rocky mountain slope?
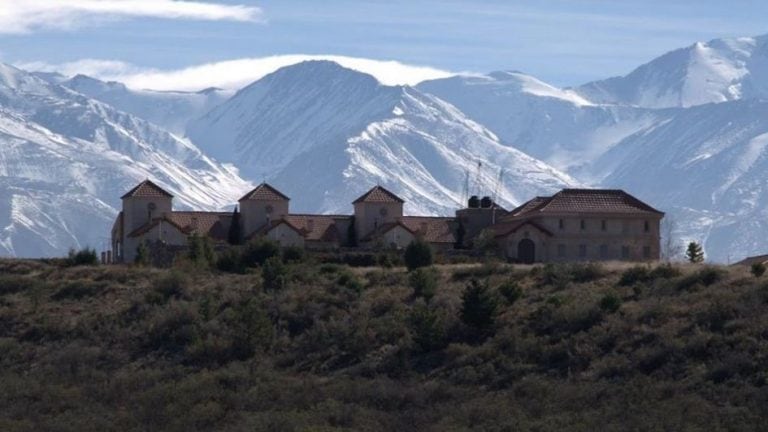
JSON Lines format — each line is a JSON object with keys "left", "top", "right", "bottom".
{"left": 187, "top": 61, "right": 578, "bottom": 215}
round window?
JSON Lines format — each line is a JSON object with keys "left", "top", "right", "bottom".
{"left": 379, "top": 207, "right": 388, "bottom": 217}
{"left": 265, "top": 205, "right": 274, "bottom": 214}
{"left": 147, "top": 202, "right": 156, "bottom": 211}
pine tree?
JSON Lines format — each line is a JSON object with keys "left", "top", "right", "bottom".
{"left": 228, "top": 206, "right": 242, "bottom": 245}
{"left": 404, "top": 239, "right": 433, "bottom": 271}
{"left": 460, "top": 278, "right": 498, "bottom": 334}
{"left": 686, "top": 241, "right": 704, "bottom": 263}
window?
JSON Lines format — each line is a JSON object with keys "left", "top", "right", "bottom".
{"left": 600, "top": 244, "right": 609, "bottom": 258}
{"left": 559, "top": 219, "right": 564, "bottom": 230}
{"left": 643, "top": 246, "right": 651, "bottom": 259}
{"left": 644, "top": 220, "right": 650, "bottom": 233}
{"left": 601, "top": 220, "right": 607, "bottom": 231}
{"left": 580, "top": 219, "right": 586, "bottom": 230}
{"left": 621, "top": 246, "right": 631, "bottom": 260}
{"left": 578, "top": 244, "right": 587, "bottom": 258}
{"left": 557, "top": 244, "right": 567, "bottom": 257}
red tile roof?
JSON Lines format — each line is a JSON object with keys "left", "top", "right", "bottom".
{"left": 491, "top": 220, "right": 554, "bottom": 238}
{"left": 509, "top": 189, "right": 663, "bottom": 217}
{"left": 361, "top": 216, "right": 456, "bottom": 244}
{"left": 353, "top": 186, "right": 404, "bottom": 204}
{"left": 127, "top": 211, "right": 232, "bottom": 241}
{"left": 258, "top": 214, "right": 351, "bottom": 243}
{"left": 239, "top": 183, "right": 290, "bottom": 202}
{"left": 121, "top": 180, "right": 173, "bottom": 199}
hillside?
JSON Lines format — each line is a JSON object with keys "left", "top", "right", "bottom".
{"left": 1, "top": 258, "right": 767, "bottom": 431}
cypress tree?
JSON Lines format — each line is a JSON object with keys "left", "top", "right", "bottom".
{"left": 347, "top": 216, "right": 358, "bottom": 247}
{"left": 685, "top": 241, "right": 704, "bottom": 263}
{"left": 228, "top": 206, "right": 242, "bottom": 245}
{"left": 455, "top": 219, "right": 466, "bottom": 249}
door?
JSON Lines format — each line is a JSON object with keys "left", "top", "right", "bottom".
{"left": 518, "top": 239, "right": 536, "bottom": 264}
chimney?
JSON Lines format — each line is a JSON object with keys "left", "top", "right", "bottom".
{"left": 468, "top": 195, "right": 480, "bottom": 208}
{"left": 106, "top": 250, "right": 112, "bottom": 264}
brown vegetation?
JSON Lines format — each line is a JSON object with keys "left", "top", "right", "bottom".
{"left": 0, "top": 258, "right": 767, "bottom": 431}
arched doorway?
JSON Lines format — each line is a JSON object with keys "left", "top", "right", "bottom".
{"left": 517, "top": 239, "right": 536, "bottom": 264}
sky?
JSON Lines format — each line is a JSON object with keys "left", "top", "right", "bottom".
{"left": 1, "top": 0, "right": 767, "bottom": 91}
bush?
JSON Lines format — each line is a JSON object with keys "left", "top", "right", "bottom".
{"left": 337, "top": 271, "right": 364, "bottom": 293}
{"left": 51, "top": 280, "right": 105, "bottom": 301}
{"left": 282, "top": 246, "right": 305, "bottom": 264}
{"left": 262, "top": 256, "right": 287, "bottom": 291}
{"left": 66, "top": 247, "right": 99, "bottom": 267}
{"left": 409, "top": 267, "right": 438, "bottom": 300}
{"left": 498, "top": 280, "right": 523, "bottom": 304}
{"left": 242, "top": 238, "right": 280, "bottom": 268}
{"left": 676, "top": 267, "right": 725, "bottom": 291}
{"left": 570, "top": 262, "right": 605, "bottom": 283}
{"left": 188, "top": 234, "right": 215, "bottom": 268}
{"left": 147, "top": 271, "right": 189, "bottom": 304}
{"left": 460, "top": 279, "right": 498, "bottom": 333}
{"left": 751, "top": 262, "right": 766, "bottom": 278}
{"left": 216, "top": 248, "right": 244, "bottom": 274}
{"left": 404, "top": 240, "right": 433, "bottom": 271}
{"left": 619, "top": 266, "right": 651, "bottom": 286}
{"left": 409, "top": 303, "right": 446, "bottom": 352}
{"left": 599, "top": 293, "right": 622, "bottom": 313}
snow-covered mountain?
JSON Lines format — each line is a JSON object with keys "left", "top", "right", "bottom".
{"left": 59, "top": 74, "right": 231, "bottom": 135}
{"left": 0, "top": 63, "right": 250, "bottom": 257}
{"left": 418, "top": 72, "right": 671, "bottom": 173}
{"left": 188, "top": 61, "right": 578, "bottom": 215}
{"left": 594, "top": 98, "right": 768, "bottom": 262}
{"left": 577, "top": 35, "right": 768, "bottom": 108}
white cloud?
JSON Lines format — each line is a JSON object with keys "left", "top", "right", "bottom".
{"left": 0, "top": 0, "right": 262, "bottom": 34}
{"left": 19, "top": 55, "right": 457, "bottom": 91}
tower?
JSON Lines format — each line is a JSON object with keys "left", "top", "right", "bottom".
{"left": 119, "top": 179, "right": 173, "bottom": 262}
{"left": 352, "top": 185, "right": 404, "bottom": 240}
{"left": 238, "top": 183, "right": 290, "bottom": 238}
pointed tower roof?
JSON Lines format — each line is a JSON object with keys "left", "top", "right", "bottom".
{"left": 238, "top": 183, "right": 290, "bottom": 202}
{"left": 353, "top": 185, "right": 405, "bottom": 204}
{"left": 121, "top": 179, "right": 173, "bottom": 199}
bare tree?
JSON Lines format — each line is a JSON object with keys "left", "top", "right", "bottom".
{"left": 661, "top": 216, "right": 683, "bottom": 261}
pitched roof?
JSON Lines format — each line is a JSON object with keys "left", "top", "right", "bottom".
{"left": 509, "top": 189, "right": 663, "bottom": 217}
{"left": 127, "top": 211, "right": 232, "bottom": 241}
{"left": 733, "top": 254, "right": 768, "bottom": 267}
{"left": 255, "top": 214, "right": 351, "bottom": 243}
{"left": 121, "top": 180, "right": 173, "bottom": 199}
{"left": 239, "top": 183, "right": 290, "bottom": 202}
{"left": 361, "top": 216, "right": 456, "bottom": 244}
{"left": 491, "top": 220, "right": 554, "bottom": 238}
{"left": 353, "top": 186, "right": 404, "bottom": 204}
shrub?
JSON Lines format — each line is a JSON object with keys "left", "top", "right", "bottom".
{"left": 66, "top": 247, "right": 99, "bottom": 267}
{"left": 51, "top": 280, "right": 104, "bottom": 301}
{"left": 262, "top": 256, "right": 287, "bottom": 291}
{"left": 409, "top": 267, "right": 438, "bottom": 301}
{"left": 216, "top": 248, "right": 244, "bottom": 274}
{"left": 188, "top": 234, "right": 215, "bottom": 268}
{"left": 619, "top": 266, "right": 651, "bottom": 286}
{"left": 460, "top": 279, "right": 498, "bottom": 333}
{"left": 570, "top": 262, "right": 605, "bottom": 283}
{"left": 498, "top": 280, "right": 523, "bottom": 304}
{"left": 599, "top": 293, "right": 622, "bottom": 313}
{"left": 242, "top": 238, "right": 280, "bottom": 268}
{"left": 0, "top": 275, "right": 39, "bottom": 295}
{"left": 409, "top": 303, "right": 446, "bottom": 352}
{"left": 404, "top": 240, "right": 433, "bottom": 271}
{"left": 751, "top": 262, "right": 766, "bottom": 278}
{"left": 282, "top": 246, "right": 305, "bottom": 264}
{"left": 135, "top": 242, "right": 150, "bottom": 266}
{"left": 147, "top": 271, "right": 189, "bottom": 304}
{"left": 676, "top": 267, "right": 724, "bottom": 291}
{"left": 229, "top": 298, "right": 273, "bottom": 358}
{"left": 337, "top": 271, "right": 364, "bottom": 293}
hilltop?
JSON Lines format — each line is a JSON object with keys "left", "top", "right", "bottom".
{"left": 1, "top": 257, "right": 767, "bottom": 431}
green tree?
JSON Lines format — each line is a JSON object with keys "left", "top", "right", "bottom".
{"left": 685, "top": 241, "right": 704, "bottom": 263}
{"left": 473, "top": 228, "right": 498, "bottom": 256}
{"left": 262, "top": 256, "right": 287, "bottom": 291}
{"left": 188, "top": 234, "right": 215, "bottom": 267}
{"left": 751, "top": 262, "right": 766, "bottom": 279}
{"left": 409, "top": 303, "right": 446, "bottom": 352}
{"left": 66, "top": 247, "right": 99, "bottom": 266}
{"left": 227, "top": 206, "right": 242, "bottom": 245}
{"left": 409, "top": 267, "right": 438, "bottom": 301}
{"left": 404, "top": 239, "right": 433, "bottom": 271}
{"left": 242, "top": 238, "right": 280, "bottom": 268}
{"left": 460, "top": 278, "right": 498, "bottom": 333}
{"left": 135, "top": 242, "right": 150, "bottom": 266}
